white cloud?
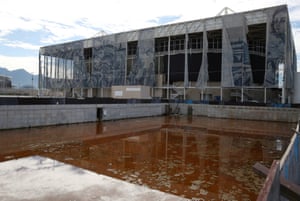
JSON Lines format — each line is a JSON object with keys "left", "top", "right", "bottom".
{"left": 0, "top": 55, "right": 38, "bottom": 74}
{"left": 0, "top": 11, "right": 41, "bottom": 36}
{"left": 3, "top": 41, "right": 40, "bottom": 50}
{"left": 294, "top": 27, "right": 300, "bottom": 71}
{"left": 39, "top": 20, "right": 96, "bottom": 44}
{"left": 293, "top": 27, "right": 300, "bottom": 49}
{"left": 1, "top": 0, "right": 297, "bottom": 40}
{"left": 0, "top": 0, "right": 299, "bottom": 73}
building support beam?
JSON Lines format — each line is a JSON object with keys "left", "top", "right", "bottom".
{"left": 167, "top": 36, "right": 171, "bottom": 100}
{"left": 264, "top": 88, "right": 267, "bottom": 103}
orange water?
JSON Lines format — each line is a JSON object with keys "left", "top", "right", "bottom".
{"left": 0, "top": 116, "right": 295, "bottom": 200}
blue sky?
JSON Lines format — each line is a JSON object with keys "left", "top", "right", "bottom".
{"left": 0, "top": 0, "right": 299, "bottom": 74}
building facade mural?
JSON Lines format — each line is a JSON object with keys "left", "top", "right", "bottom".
{"left": 39, "top": 5, "right": 296, "bottom": 103}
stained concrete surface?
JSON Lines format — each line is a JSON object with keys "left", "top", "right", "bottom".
{"left": 0, "top": 156, "right": 187, "bottom": 201}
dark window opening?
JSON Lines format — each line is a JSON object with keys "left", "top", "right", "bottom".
{"left": 155, "top": 37, "right": 168, "bottom": 52}
{"left": 97, "top": 108, "right": 103, "bottom": 120}
{"left": 127, "top": 41, "right": 138, "bottom": 55}
{"left": 126, "top": 58, "right": 136, "bottom": 76}
{"left": 208, "top": 53, "right": 221, "bottom": 82}
{"left": 170, "top": 35, "right": 185, "bottom": 51}
{"left": 155, "top": 56, "right": 166, "bottom": 74}
{"left": 250, "top": 55, "right": 265, "bottom": 84}
{"left": 84, "top": 48, "right": 93, "bottom": 75}
{"left": 84, "top": 48, "right": 92, "bottom": 60}
{"left": 247, "top": 23, "right": 266, "bottom": 84}
{"left": 188, "top": 53, "right": 202, "bottom": 81}
{"left": 247, "top": 23, "right": 266, "bottom": 54}
{"left": 207, "top": 30, "right": 222, "bottom": 50}
{"left": 188, "top": 33, "right": 203, "bottom": 49}
{"left": 163, "top": 54, "right": 185, "bottom": 84}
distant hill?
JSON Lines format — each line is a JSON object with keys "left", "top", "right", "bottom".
{"left": 0, "top": 67, "right": 38, "bottom": 88}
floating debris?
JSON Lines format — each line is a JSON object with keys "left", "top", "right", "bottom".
{"left": 189, "top": 184, "right": 199, "bottom": 190}
{"left": 192, "top": 180, "right": 205, "bottom": 185}
{"left": 199, "top": 189, "right": 208, "bottom": 195}
{"left": 64, "top": 157, "right": 74, "bottom": 161}
{"left": 185, "top": 170, "right": 195, "bottom": 175}
{"left": 4, "top": 155, "right": 14, "bottom": 160}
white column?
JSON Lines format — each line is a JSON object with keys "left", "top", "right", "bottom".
{"left": 167, "top": 36, "right": 171, "bottom": 100}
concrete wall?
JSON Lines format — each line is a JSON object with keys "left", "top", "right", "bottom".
{"left": 0, "top": 105, "right": 97, "bottom": 129}
{"left": 1, "top": 103, "right": 299, "bottom": 130}
{"left": 99, "top": 103, "right": 167, "bottom": 121}
{"left": 0, "top": 103, "right": 167, "bottom": 130}
{"left": 170, "top": 103, "right": 300, "bottom": 122}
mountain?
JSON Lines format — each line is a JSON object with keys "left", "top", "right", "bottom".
{"left": 0, "top": 67, "right": 38, "bottom": 88}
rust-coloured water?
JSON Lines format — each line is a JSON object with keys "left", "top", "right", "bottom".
{"left": 0, "top": 116, "right": 295, "bottom": 200}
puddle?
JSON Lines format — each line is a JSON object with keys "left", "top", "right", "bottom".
{"left": 0, "top": 116, "right": 294, "bottom": 200}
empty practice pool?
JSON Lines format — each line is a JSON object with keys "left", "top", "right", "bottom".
{"left": 0, "top": 116, "right": 295, "bottom": 200}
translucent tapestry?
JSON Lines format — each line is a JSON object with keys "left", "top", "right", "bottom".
{"left": 221, "top": 14, "right": 253, "bottom": 87}
{"left": 127, "top": 29, "right": 155, "bottom": 86}
{"left": 93, "top": 35, "right": 126, "bottom": 87}
{"left": 196, "top": 24, "right": 208, "bottom": 89}
{"left": 264, "top": 6, "right": 296, "bottom": 88}
{"left": 40, "top": 41, "right": 83, "bottom": 90}
{"left": 40, "top": 35, "right": 127, "bottom": 89}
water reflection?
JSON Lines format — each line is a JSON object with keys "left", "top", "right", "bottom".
{"left": 34, "top": 128, "right": 290, "bottom": 199}
{"left": 0, "top": 116, "right": 294, "bottom": 200}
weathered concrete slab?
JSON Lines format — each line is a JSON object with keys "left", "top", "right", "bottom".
{"left": 0, "top": 156, "right": 186, "bottom": 201}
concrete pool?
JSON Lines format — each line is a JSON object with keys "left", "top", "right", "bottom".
{"left": 0, "top": 116, "right": 295, "bottom": 200}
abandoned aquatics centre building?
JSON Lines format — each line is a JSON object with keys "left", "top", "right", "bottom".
{"left": 38, "top": 4, "right": 298, "bottom": 105}
{"left": 2, "top": 5, "right": 300, "bottom": 200}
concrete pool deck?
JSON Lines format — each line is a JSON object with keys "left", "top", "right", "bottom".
{"left": 0, "top": 156, "right": 187, "bottom": 201}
